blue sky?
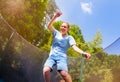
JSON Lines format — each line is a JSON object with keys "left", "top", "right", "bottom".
{"left": 55, "top": 0, "right": 120, "bottom": 48}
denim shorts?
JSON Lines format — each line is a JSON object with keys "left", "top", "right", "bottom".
{"left": 44, "top": 54, "right": 68, "bottom": 72}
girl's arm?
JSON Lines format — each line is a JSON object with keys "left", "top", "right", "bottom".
{"left": 72, "top": 45, "right": 91, "bottom": 59}
{"left": 48, "top": 12, "right": 62, "bottom": 32}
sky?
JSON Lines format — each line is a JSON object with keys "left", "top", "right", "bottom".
{"left": 55, "top": 0, "right": 120, "bottom": 48}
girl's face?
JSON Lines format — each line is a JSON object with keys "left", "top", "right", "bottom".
{"left": 60, "top": 23, "right": 69, "bottom": 36}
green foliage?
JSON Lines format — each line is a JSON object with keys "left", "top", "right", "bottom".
{"left": 69, "top": 24, "right": 84, "bottom": 43}
{"left": 101, "top": 69, "right": 113, "bottom": 82}
{"left": 0, "top": 0, "right": 48, "bottom": 46}
{"left": 87, "top": 30, "right": 103, "bottom": 54}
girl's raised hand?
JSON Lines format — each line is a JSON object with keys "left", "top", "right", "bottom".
{"left": 55, "top": 12, "right": 62, "bottom": 17}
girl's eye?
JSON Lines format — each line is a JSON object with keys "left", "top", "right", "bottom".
{"left": 61, "top": 26, "right": 67, "bottom": 28}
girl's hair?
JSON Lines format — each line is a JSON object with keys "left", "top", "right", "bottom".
{"left": 64, "top": 22, "right": 70, "bottom": 29}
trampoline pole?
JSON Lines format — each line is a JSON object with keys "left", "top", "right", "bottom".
{"left": 78, "top": 56, "right": 84, "bottom": 82}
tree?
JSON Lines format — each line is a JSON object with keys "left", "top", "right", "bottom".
{"left": 87, "top": 30, "right": 103, "bottom": 54}
{"left": 0, "top": 0, "right": 48, "bottom": 46}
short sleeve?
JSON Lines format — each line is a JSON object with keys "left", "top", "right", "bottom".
{"left": 52, "top": 29, "right": 58, "bottom": 37}
{"left": 69, "top": 36, "right": 76, "bottom": 46}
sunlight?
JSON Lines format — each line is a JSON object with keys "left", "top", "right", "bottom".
{"left": 5, "top": 0, "right": 25, "bottom": 15}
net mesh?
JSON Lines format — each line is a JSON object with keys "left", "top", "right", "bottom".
{"left": 0, "top": 14, "right": 120, "bottom": 82}
{"left": 0, "top": 14, "right": 61, "bottom": 82}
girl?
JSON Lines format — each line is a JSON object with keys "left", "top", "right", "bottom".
{"left": 43, "top": 12, "right": 91, "bottom": 82}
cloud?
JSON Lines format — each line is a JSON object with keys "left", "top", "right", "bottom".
{"left": 80, "top": 2, "right": 92, "bottom": 14}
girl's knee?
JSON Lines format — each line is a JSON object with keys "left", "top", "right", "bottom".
{"left": 60, "top": 70, "right": 69, "bottom": 77}
{"left": 43, "top": 66, "right": 51, "bottom": 73}
{"left": 59, "top": 70, "right": 72, "bottom": 82}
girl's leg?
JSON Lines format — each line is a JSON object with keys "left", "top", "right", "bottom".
{"left": 43, "top": 66, "right": 51, "bottom": 82}
{"left": 59, "top": 70, "right": 72, "bottom": 82}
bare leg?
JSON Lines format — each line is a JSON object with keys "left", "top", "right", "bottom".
{"left": 60, "top": 79, "right": 65, "bottom": 82}
{"left": 43, "top": 66, "right": 51, "bottom": 82}
{"left": 59, "top": 70, "right": 72, "bottom": 82}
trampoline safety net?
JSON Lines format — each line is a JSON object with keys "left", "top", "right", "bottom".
{"left": 0, "top": 14, "right": 120, "bottom": 82}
